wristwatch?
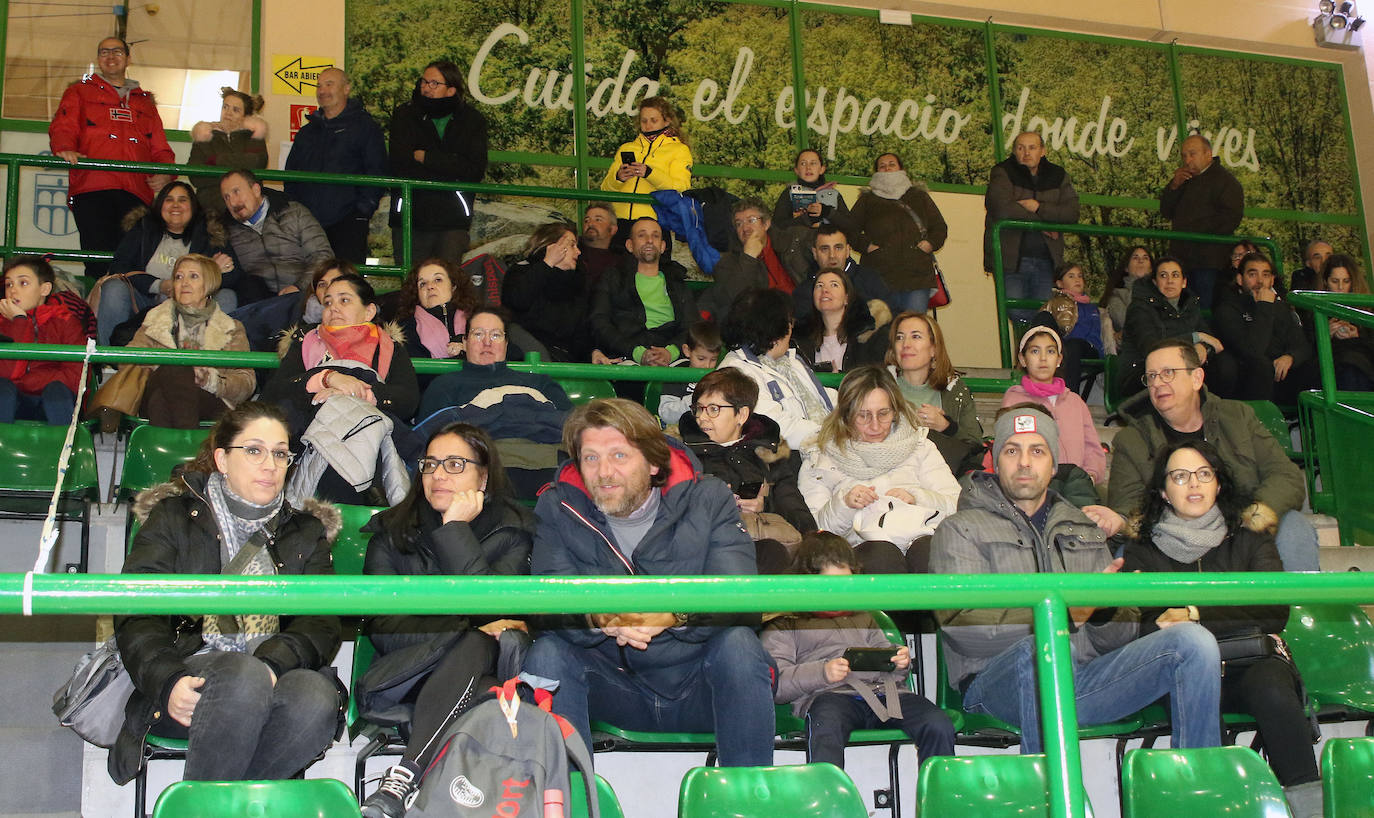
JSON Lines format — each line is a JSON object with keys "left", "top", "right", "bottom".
{"left": 1186, "top": 605, "right": 1200, "bottom": 622}
{"left": 673, "top": 613, "right": 690, "bottom": 627}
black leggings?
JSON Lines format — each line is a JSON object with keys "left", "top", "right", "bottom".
{"left": 855, "top": 537, "right": 933, "bottom": 575}
{"left": 403, "top": 630, "right": 500, "bottom": 769}
{"left": 1221, "top": 656, "right": 1319, "bottom": 786}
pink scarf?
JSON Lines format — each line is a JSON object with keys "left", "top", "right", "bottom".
{"left": 414, "top": 307, "right": 466, "bottom": 359}
{"left": 1021, "top": 375, "right": 1067, "bottom": 398}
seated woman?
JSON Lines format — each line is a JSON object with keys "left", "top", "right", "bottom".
{"left": 187, "top": 87, "right": 268, "bottom": 215}
{"left": 717, "top": 287, "right": 836, "bottom": 452}
{"left": 109, "top": 401, "right": 341, "bottom": 787}
{"left": 678, "top": 367, "right": 817, "bottom": 574}
{"left": 885, "top": 310, "right": 983, "bottom": 474}
{"left": 800, "top": 365, "right": 960, "bottom": 574}
{"left": 1123, "top": 440, "right": 1321, "bottom": 818}
{"left": 358, "top": 422, "right": 532, "bottom": 818}
{"left": 124, "top": 254, "right": 256, "bottom": 429}
{"left": 263, "top": 273, "right": 418, "bottom": 505}
{"left": 100, "top": 181, "right": 239, "bottom": 344}
{"left": 502, "top": 222, "right": 591, "bottom": 362}
{"left": 1316, "top": 254, "right": 1374, "bottom": 391}
{"left": 1041, "top": 262, "right": 1111, "bottom": 396}
{"left": 1100, "top": 245, "right": 1153, "bottom": 346}
{"left": 0, "top": 255, "right": 85, "bottom": 425}
{"left": 1116, "top": 256, "right": 1231, "bottom": 399}
{"left": 793, "top": 268, "right": 889, "bottom": 374}
{"left": 394, "top": 257, "right": 480, "bottom": 368}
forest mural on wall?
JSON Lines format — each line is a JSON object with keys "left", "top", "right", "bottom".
{"left": 345, "top": 0, "right": 1365, "bottom": 283}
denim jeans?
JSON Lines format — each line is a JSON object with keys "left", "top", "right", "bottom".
{"left": 1275, "top": 510, "right": 1320, "bottom": 572}
{"left": 886, "top": 288, "right": 937, "bottom": 316}
{"left": 1188, "top": 268, "right": 1220, "bottom": 309}
{"left": 151, "top": 651, "right": 339, "bottom": 781}
{"left": 0, "top": 378, "right": 76, "bottom": 425}
{"left": 962, "top": 624, "right": 1221, "bottom": 753}
{"left": 1006, "top": 256, "right": 1055, "bottom": 324}
{"left": 524, "top": 626, "right": 776, "bottom": 766}
{"left": 805, "top": 690, "right": 955, "bottom": 767}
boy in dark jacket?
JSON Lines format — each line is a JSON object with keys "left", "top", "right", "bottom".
{"left": 0, "top": 256, "right": 85, "bottom": 424}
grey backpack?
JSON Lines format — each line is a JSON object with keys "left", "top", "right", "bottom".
{"left": 408, "top": 678, "right": 598, "bottom": 818}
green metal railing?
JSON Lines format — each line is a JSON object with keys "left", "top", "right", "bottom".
{"left": 3, "top": 570, "right": 1372, "bottom": 818}
{"left": 0, "top": 342, "right": 1018, "bottom": 392}
{"left": 988, "top": 220, "right": 1283, "bottom": 368}
{"left": 0, "top": 153, "right": 654, "bottom": 275}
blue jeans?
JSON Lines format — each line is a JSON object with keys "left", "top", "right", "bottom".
{"left": 887, "top": 288, "right": 937, "bottom": 316}
{"left": 1006, "top": 256, "right": 1054, "bottom": 324}
{"left": 151, "top": 651, "right": 339, "bottom": 781}
{"left": 524, "top": 626, "right": 776, "bottom": 767}
{"left": 805, "top": 690, "right": 955, "bottom": 768}
{"left": 0, "top": 378, "right": 76, "bottom": 425}
{"left": 1188, "top": 268, "right": 1220, "bottom": 310}
{"left": 962, "top": 625, "right": 1221, "bottom": 754}
{"left": 1276, "top": 510, "right": 1320, "bottom": 572}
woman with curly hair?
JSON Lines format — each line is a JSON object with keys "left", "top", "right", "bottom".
{"left": 394, "top": 257, "right": 480, "bottom": 361}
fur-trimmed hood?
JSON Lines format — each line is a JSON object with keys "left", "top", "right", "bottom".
{"left": 137, "top": 298, "right": 239, "bottom": 351}
{"left": 132, "top": 473, "right": 342, "bottom": 541}
{"left": 274, "top": 320, "right": 407, "bottom": 360}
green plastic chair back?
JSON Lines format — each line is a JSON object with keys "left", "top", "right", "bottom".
{"left": 570, "top": 771, "right": 625, "bottom": 818}
{"left": 1321, "top": 737, "right": 1374, "bottom": 818}
{"left": 0, "top": 422, "right": 100, "bottom": 503}
{"left": 332, "top": 504, "right": 384, "bottom": 576}
{"left": 151, "top": 778, "right": 360, "bottom": 817}
{"left": 1103, "top": 355, "right": 1121, "bottom": 416}
{"left": 346, "top": 629, "right": 377, "bottom": 738}
{"left": 1242, "top": 399, "right": 1297, "bottom": 459}
{"left": 677, "top": 763, "right": 867, "bottom": 818}
{"left": 557, "top": 378, "right": 616, "bottom": 406}
{"left": 119, "top": 425, "right": 210, "bottom": 503}
{"left": 1121, "top": 746, "right": 1288, "bottom": 817}
{"left": 643, "top": 380, "right": 664, "bottom": 417}
{"left": 917, "top": 755, "right": 1095, "bottom": 817}
{"left": 1284, "top": 604, "right": 1374, "bottom": 714}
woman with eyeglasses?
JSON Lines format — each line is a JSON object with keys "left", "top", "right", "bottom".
{"left": 1123, "top": 440, "right": 1321, "bottom": 818}
{"left": 1116, "top": 255, "right": 1228, "bottom": 399}
{"left": 109, "top": 401, "right": 342, "bottom": 787}
{"left": 799, "top": 365, "right": 959, "bottom": 574}
{"left": 357, "top": 422, "right": 532, "bottom": 818}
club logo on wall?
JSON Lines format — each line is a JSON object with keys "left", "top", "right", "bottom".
{"left": 34, "top": 151, "right": 75, "bottom": 237}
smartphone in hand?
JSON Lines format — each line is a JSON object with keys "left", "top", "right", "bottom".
{"left": 842, "top": 647, "right": 897, "bottom": 672}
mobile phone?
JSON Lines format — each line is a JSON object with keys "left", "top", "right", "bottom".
{"left": 620, "top": 151, "right": 637, "bottom": 165}
{"left": 735, "top": 481, "right": 763, "bottom": 499}
{"left": 816, "top": 188, "right": 840, "bottom": 207}
{"left": 842, "top": 647, "right": 897, "bottom": 672}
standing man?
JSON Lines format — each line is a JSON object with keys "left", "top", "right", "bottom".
{"left": 983, "top": 131, "right": 1080, "bottom": 323}
{"left": 1290, "top": 239, "right": 1333, "bottom": 292}
{"left": 1159, "top": 134, "right": 1244, "bottom": 308}
{"left": 523, "top": 398, "right": 776, "bottom": 767}
{"left": 589, "top": 217, "right": 696, "bottom": 366}
{"left": 285, "top": 67, "right": 387, "bottom": 264}
{"left": 388, "top": 60, "right": 488, "bottom": 265}
{"left": 931, "top": 405, "right": 1221, "bottom": 754}
{"left": 1108, "top": 339, "right": 1318, "bottom": 571}
{"left": 49, "top": 37, "right": 174, "bottom": 277}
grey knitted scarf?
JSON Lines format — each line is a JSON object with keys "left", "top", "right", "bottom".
{"left": 1152, "top": 504, "right": 1227, "bottom": 564}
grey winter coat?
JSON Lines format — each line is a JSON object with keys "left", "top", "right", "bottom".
{"left": 224, "top": 188, "right": 334, "bottom": 292}
{"left": 763, "top": 611, "right": 908, "bottom": 718}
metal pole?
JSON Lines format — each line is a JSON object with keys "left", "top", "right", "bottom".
{"left": 1034, "top": 595, "right": 1085, "bottom": 818}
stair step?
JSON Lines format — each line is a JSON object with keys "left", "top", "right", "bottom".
{"left": 0, "top": 727, "right": 83, "bottom": 813}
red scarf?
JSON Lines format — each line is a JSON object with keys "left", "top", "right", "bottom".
{"left": 760, "top": 240, "right": 793, "bottom": 294}
{"left": 306, "top": 323, "right": 394, "bottom": 380}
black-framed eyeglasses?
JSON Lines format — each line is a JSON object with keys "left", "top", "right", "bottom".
{"left": 223, "top": 445, "right": 296, "bottom": 467}
{"left": 1141, "top": 367, "right": 1197, "bottom": 386}
{"left": 419, "top": 78, "right": 447, "bottom": 89}
{"left": 693, "top": 403, "right": 736, "bottom": 418}
{"left": 97, "top": 47, "right": 127, "bottom": 56}
{"left": 418, "top": 455, "right": 480, "bottom": 475}
{"left": 1166, "top": 467, "right": 1216, "bottom": 486}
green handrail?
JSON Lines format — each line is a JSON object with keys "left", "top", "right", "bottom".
{"left": 0, "top": 152, "right": 654, "bottom": 275}
{"left": 1288, "top": 290, "right": 1374, "bottom": 403}
{"left": 0, "top": 342, "right": 1018, "bottom": 392}
{"left": 989, "top": 219, "right": 1283, "bottom": 368}
{"left": 3, "top": 569, "right": 1372, "bottom": 818}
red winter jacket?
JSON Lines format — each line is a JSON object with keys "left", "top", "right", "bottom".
{"left": 48, "top": 74, "right": 174, "bottom": 203}
{"left": 0, "top": 302, "right": 85, "bottom": 396}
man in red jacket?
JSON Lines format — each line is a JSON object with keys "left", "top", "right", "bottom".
{"left": 0, "top": 257, "right": 85, "bottom": 424}
{"left": 49, "top": 37, "right": 175, "bottom": 277}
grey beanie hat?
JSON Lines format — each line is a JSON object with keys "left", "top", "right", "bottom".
{"left": 993, "top": 405, "right": 1059, "bottom": 470}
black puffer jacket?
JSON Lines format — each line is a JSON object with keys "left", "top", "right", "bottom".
{"left": 589, "top": 256, "right": 698, "bottom": 359}
{"left": 678, "top": 412, "right": 817, "bottom": 535}
{"left": 387, "top": 91, "right": 489, "bottom": 232}
{"left": 1117, "top": 275, "right": 1210, "bottom": 376}
{"left": 110, "top": 472, "right": 341, "bottom": 784}
{"left": 502, "top": 246, "right": 592, "bottom": 361}
{"left": 793, "top": 296, "right": 891, "bottom": 374}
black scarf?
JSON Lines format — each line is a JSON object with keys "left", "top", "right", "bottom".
{"left": 997, "top": 155, "right": 1067, "bottom": 192}
{"left": 415, "top": 92, "right": 460, "bottom": 119}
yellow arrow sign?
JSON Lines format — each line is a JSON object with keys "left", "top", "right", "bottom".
{"left": 271, "top": 55, "right": 335, "bottom": 96}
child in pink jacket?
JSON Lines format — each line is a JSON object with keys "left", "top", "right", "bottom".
{"left": 1001, "top": 324, "right": 1106, "bottom": 484}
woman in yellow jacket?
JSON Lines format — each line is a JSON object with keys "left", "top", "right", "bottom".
{"left": 600, "top": 96, "right": 692, "bottom": 240}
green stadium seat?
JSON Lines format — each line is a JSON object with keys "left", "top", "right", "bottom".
{"left": 332, "top": 504, "right": 384, "bottom": 577}
{"left": 1283, "top": 604, "right": 1374, "bottom": 722}
{"left": 1321, "top": 737, "right": 1374, "bottom": 818}
{"left": 677, "top": 763, "right": 867, "bottom": 818}
{"left": 571, "top": 771, "right": 626, "bottom": 818}
{"left": 1242, "top": 400, "right": 1298, "bottom": 460}
{"left": 0, "top": 422, "right": 100, "bottom": 572}
{"left": 643, "top": 380, "right": 664, "bottom": 418}
{"left": 557, "top": 378, "right": 617, "bottom": 406}
{"left": 917, "top": 754, "right": 1095, "bottom": 817}
{"left": 151, "top": 778, "right": 360, "bottom": 817}
{"left": 1121, "top": 746, "right": 1288, "bottom": 817}
{"left": 117, "top": 425, "right": 208, "bottom": 503}
{"left": 135, "top": 734, "right": 189, "bottom": 818}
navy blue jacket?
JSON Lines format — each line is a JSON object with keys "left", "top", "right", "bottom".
{"left": 284, "top": 99, "right": 388, "bottom": 227}
{"left": 532, "top": 439, "right": 759, "bottom": 697}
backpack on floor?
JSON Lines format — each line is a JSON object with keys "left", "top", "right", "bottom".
{"left": 408, "top": 678, "right": 598, "bottom": 818}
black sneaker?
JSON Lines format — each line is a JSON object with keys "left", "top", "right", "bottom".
{"left": 361, "top": 764, "right": 418, "bottom": 818}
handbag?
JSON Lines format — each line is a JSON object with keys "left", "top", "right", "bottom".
{"left": 928, "top": 257, "right": 951, "bottom": 309}
{"left": 52, "top": 636, "right": 134, "bottom": 748}
{"left": 1215, "top": 631, "right": 1279, "bottom": 676}
{"left": 86, "top": 363, "right": 151, "bottom": 419}
{"left": 739, "top": 511, "right": 802, "bottom": 548}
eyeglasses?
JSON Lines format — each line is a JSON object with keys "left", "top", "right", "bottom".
{"left": 97, "top": 47, "right": 127, "bottom": 56}
{"left": 419, "top": 78, "right": 448, "bottom": 89}
{"left": 855, "top": 408, "right": 895, "bottom": 424}
{"left": 468, "top": 330, "right": 505, "bottom": 343}
{"left": 1141, "top": 367, "right": 1197, "bottom": 386}
{"left": 223, "top": 445, "right": 296, "bottom": 467}
{"left": 732, "top": 215, "right": 764, "bottom": 228}
{"left": 693, "top": 403, "right": 736, "bottom": 418}
{"left": 1166, "top": 466, "right": 1216, "bottom": 486}
{"left": 418, "top": 455, "right": 480, "bottom": 475}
